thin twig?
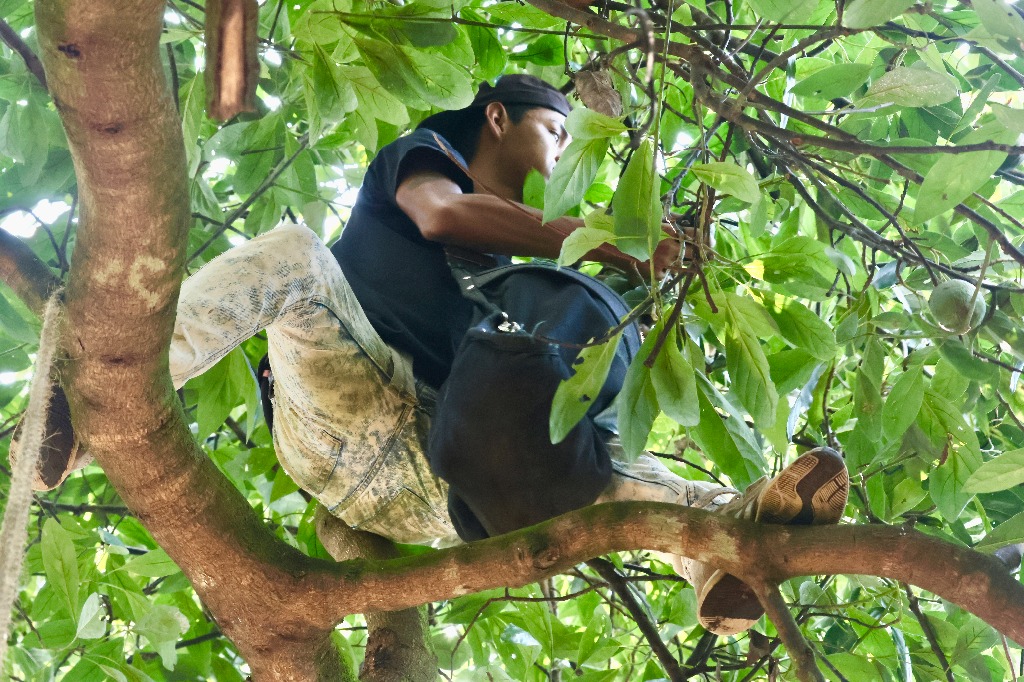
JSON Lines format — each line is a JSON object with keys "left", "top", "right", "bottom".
{"left": 33, "top": 500, "right": 130, "bottom": 516}
{"left": 903, "top": 583, "right": 955, "bottom": 682}
{"left": 587, "top": 558, "right": 686, "bottom": 682}
{"left": 1003, "top": 636, "right": 1018, "bottom": 682}
{"left": 188, "top": 135, "right": 310, "bottom": 262}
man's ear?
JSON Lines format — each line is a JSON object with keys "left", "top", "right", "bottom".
{"left": 482, "top": 101, "right": 510, "bottom": 141}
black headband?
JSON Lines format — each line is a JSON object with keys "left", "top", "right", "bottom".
{"left": 417, "top": 74, "right": 570, "bottom": 137}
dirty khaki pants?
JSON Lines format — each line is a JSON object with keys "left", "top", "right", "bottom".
{"left": 169, "top": 224, "right": 715, "bottom": 548}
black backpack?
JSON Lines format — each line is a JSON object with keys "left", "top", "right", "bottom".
{"left": 428, "top": 249, "right": 641, "bottom": 541}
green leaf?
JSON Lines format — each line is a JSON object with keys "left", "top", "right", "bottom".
{"left": 577, "top": 613, "right": 608, "bottom": 666}
{"left": 913, "top": 121, "right": 1017, "bottom": 224}
{"left": 136, "top": 604, "right": 189, "bottom": 670}
{"left": 76, "top": 593, "right": 106, "bottom": 640}
{"left": 564, "top": 107, "right": 626, "bottom": 140}
{"left": 973, "top": 0, "right": 1024, "bottom": 40}
{"left": 791, "top": 63, "right": 872, "bottom": 100}
{"left": 387, "top": 16, "right": 458, "bottom": 48}
{"left": 649, "top": 323, "right": 699, "bottom": 427}
{"left": 745, "top": 0, "right": 818, "bottom": 23}
{"left": 510, "top": 34, "right": 563, "bottom": 65}
{"left": 243, "top": 194, "right": 281, "bottom": 236}
{"left": 121, "top": 548, "right": 182, "bottom": 578}
{"left": 342, "top": 65, "right": 409, "bottom": 150}
{"left": 825, "top": 653, "right": 885, "bottom": 681}
{"left": 975, "top": 510, "right": 1024, "bottom": 551}
{"left": 0, "top": 287, "right": 39, "bottom": 343}
{"left": 690, "top": 375, "right": 765, "bottom": 487}
{"left": 179, "top": 74, "right": 205, "bottom": 175}
{"left": 188, "top": 346, "right": 260, "bottom": 440}
{"left": 889, "top": 478, "right": 928, "bottom": 517}
{"left": 522, "top": 168, "right": 546, "bottom": 210}
{"left": 558, "top": 226, "right": 615, "bottom": 266}
{"left": 920, "top": 391, "right": 983, "bottom": 519}
{"left": 726, "top": 331, "right": 777, "bottom": 428}
{"left": 938, "top": 339, "right": 998, "bottom": 383}
{"left": 550, "top": 333, "right": 621, "bottom": 444}
{"left": 544, "top": 138, "right": 608, "bottom": 223}
{"left": 753, "top": 236, "right": 836, "bottom": 290}
{"left": 465, "top": 22, "right": 507, "bottom": 80}
{"left": 974, "top": 509, "right": 1024, "bottom": 552}
{"left": 715, "top": 292, "right": 779, "bottom": 338}
{"left": 964, "top": 448, "right": 1024, "bottom": 493}
{"left": 691, "top": 161, "right": 761, "bottom": 203}
{"left": 355, "top": 37, "right": 473, "bottom": 111}
{"left": 842, "top": 0, "right": 916, "bottom": 28}
{"left": 861, "top": 65, "right": 959, "bottom": 108}
{"left": 400, "top": 47, "right": 474, "bottom": 110}
{"left": 0, "top": 101, "right": 48, "bottom": 168}
{"left": 719, "top": 294, "right": 778, "bottom": 428}
{"left": 951, "top": 616, "right": 999, "bottom": 666}
{"left": 338, "top": 65, "right": 410, "bottom": 126}
{"left": 42, "top": 518, "right": 80, "bottom": 619}
{"left": 308, "top": 44, "right": 356, "bottom": 130}
{"left": 882, "top": 367, "right": 925, "bottom": 442}
{"left": 612, "top": 139, "right": 662, "bottom": 261}
{"left": 771, "top": 300, "right": 836, "bottom": 361}
{"left": 234, "top": 114, "right": 281, "bottom": 197}
{"left": 98, "top": 666, "right": 130, "bottom": 682}
{"left": 616, "top": 334, "right": 660, "bottom": 459}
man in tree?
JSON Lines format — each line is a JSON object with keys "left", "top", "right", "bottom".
{"left": 15, "top": 74, "right": 849, "bottom": 636}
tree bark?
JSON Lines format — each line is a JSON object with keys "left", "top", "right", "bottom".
{"left": 0, "top": 227, "right": 61, "bottom": 317}
{"left": 32, "top": 2, "right": 346, "bottom": 677}
{"left": 316, "top": 509, "right": 438, "bottom": 682}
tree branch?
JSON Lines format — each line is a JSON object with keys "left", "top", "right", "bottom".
{"left": 0, "top": 227, "right": 62, "bottom": 317}
{"left": 281, "top": 504, "right": 1024, "bottom": 649}
{"left": 904, "top": 583, "right": 955, "bottom": 682}
{"left": 0, "top": 17, "right": 48, "bottom": 89}
{"left": 753, "top": 582, "right": 824, "bottom": 682}
{"left": 587, "top": 558, "right": 685, "bottom": 682}
{"left": 315, "top": 508, "right": 436, "bottom": 682}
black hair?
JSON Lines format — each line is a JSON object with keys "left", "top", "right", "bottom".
{"left": 443, "top": 103, "right": 534, "bottom": 163}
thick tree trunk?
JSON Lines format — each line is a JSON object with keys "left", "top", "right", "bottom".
{"left": 31, "top": 2, "right": 344, "bottom": 677}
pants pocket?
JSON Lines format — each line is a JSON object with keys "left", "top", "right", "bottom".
{"left": 332, "top": 403, "right": 457, "bottom": 546}
{"left": 352, "top": 487, "right": 458, "bottom": 547}
{"left": 273, "top": 403, "right": 345, "bottom": 501}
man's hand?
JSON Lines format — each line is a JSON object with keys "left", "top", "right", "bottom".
{"left": 649, "top": 223, "right": 703, "bottom": 279}
{"left": 651, "top": 233, "right": 681, "bottom": 279}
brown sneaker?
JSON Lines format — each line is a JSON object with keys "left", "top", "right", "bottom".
{"left": 7, "top": 382, "right": 89, "bottom": 491}
{"left": 675, "top": 447, "right": 849, "bottom": 636}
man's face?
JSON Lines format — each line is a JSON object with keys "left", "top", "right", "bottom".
{"left": 501, "top": 107, "right": 571, "bottom": 189}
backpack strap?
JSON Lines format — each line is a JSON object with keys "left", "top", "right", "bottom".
{"left": 445, "top": 247, "right": 640, "bottom": 355}
{"left": 444, "top": 246, "right": 506, "bottom": 320}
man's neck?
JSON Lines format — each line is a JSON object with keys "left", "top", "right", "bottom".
{"left": 467, "top": 153, "right": 522, "bottom": 203}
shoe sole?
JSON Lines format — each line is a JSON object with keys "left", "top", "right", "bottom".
{"left": 695, "top": 448, "right": 849, "bottom": 635}
{"left": 698, "top": 569, "right": 764, "bottom": 636}
{"left": 756, "top": 447, "right": 849, "bottom": 526}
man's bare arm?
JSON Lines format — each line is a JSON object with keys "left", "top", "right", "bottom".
{"left": 396, "top": 170, "right": 681, "bottom": 276}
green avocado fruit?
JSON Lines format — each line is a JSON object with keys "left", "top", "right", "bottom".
{"left": 928, "top": 279, "right": 987, "bottom": 333}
